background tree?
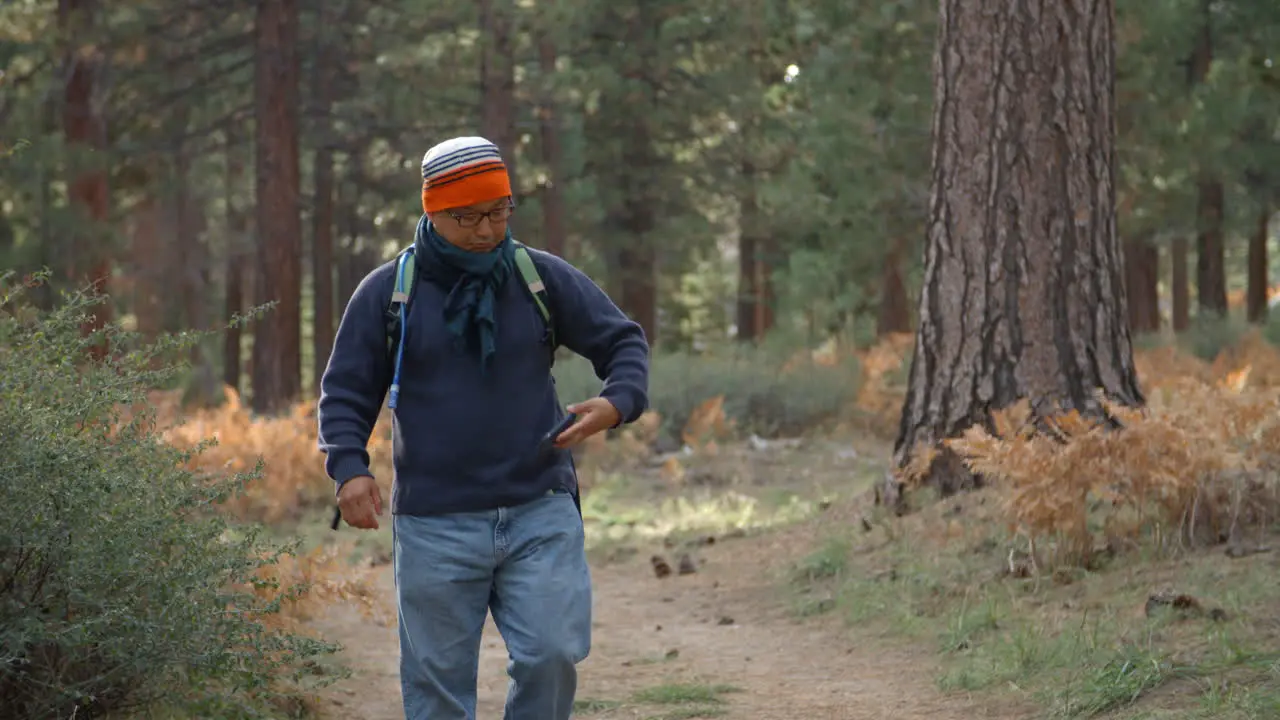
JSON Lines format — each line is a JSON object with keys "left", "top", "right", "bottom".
{"left": 0, "top": 0, "right": 1274, "bottom": 418}
{"left": 251, "top": 0, "right": 303, "bottom": 414}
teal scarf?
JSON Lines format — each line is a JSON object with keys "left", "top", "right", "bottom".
{"left": 413, "top": 215, "right": 515, "bottom": 373}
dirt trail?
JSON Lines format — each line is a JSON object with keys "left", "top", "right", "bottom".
{"left": 309, "top": 528, "right": 1011, "bottom": 720}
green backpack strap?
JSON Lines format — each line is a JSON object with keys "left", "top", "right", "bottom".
{"left": 513, "top": 242, "right": 556, "bottom": 348}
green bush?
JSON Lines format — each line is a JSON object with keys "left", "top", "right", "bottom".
{"left": 1262, "top": 312, "right": 1280, "bottom": 347}
{"left": 554, "top": 338, "right": 861, "bottom": 443}
{"left": 0, "top": 278, "right": 335, "bottom": 719}
{"left": 1178, "top": 313, "right": 1250, "bottom": 361}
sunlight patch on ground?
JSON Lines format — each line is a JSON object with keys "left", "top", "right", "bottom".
{"left": 581, "top": 471, "right": 822, "bottom": 547}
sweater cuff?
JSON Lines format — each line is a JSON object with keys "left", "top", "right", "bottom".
{"left": 331, "top": 453, "right": 374, "bottom": 493}
{"left": 600, "top": 389, "right": 637, "bottom": 428}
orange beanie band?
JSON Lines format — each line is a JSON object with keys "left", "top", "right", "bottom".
{"left": 420, "top": 136, "right": 513, "bottom": 213}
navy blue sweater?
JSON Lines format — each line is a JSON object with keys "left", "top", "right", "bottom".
{"left": 317, "top": 245, "right": 649, "bottom": 516}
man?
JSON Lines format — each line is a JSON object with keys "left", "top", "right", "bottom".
{"left": 316, "top": 135, "right": 649, "bottom": 720}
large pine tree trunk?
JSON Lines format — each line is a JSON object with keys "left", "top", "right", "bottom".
{"left": 251, "top": 0, "right": 303, "bottom": 414}
{"left": 892, "top": 0, "right": 1142, "bottom": 500}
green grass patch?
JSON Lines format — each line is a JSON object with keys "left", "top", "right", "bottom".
{"left": 784, "top": 495, "right": 1280, "bottom": 720}
{"left": 631, "top": 682, "right": 743, "bottom": 705}
{"left": 643, "top": 708, "right": 729, "bottom": 720}
{"left": 624, "top": 681, "right": 743, "bottom": 719}
{"left": 572, "top": 697, "right": 624, "bottom": 714}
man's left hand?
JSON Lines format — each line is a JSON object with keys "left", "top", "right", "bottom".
{"left": 555, "top": 397, "right": 622, "bottom": 448}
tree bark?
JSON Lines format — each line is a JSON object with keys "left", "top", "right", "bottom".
{"left": 251, "top": 0, "right": 303, "bottom": 414}
{"left": 1246, "top": 207, "right": 1270, "bottom": 324}
{"left": 59, "top": 0, "right": 111, "bottom": 356}
{"left": 892, "top": 0, "right": 1142, "bottom": 501}
{"left": 1123, "top": 235, "right": 1160, "bottom": 333}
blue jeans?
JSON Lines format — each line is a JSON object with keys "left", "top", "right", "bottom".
{"left": 392, "top": 490, "right": 592, "bottom": 720}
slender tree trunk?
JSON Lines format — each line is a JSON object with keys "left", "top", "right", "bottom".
{"left": 739, "top": 3, "right": 777, "bottom": 340}
{"left": 224, "top": 125, "right": 248, "bottom": 394}
{"left": 59, "top": 0, "right": 111, "bottom": 356}
{"left": 1196, "top": 180, "right": 1227, "bottom": 316}
{"left": 1171, "top": 237, "right": 1190, "bottom": 331}
{"left": 129, "top": 192, "right": 164, "bottom": 339}
{"left": 173, "top": 137, "right": 220, "bottom": 404}
{"left": 1189, "top": 3, "right": 1227, "bottom": 318}
{"left": 224, "top": 253, "right": 245, "bottom": 391}
{"left": 736, "top": 159, "right": 762, "bottom": 342}
{"left": 31, "top": 98, "right": 58, "bottom": 310}
{"left": 877, "top": 236, "right": 912, "bottom": 337}
{"left": 312, "top": 150, "right": 335, "bottom": 393}
{"left": 479, "top": 0, "right": 518, "bottom": 185}
{"left": 758, "top": 236, "right": 777, "bottom": 335}
{"left": 251, "top": 0, "right": 303, "bottom": 414}
{"left": 337, "top": 179, "right": 362, "bottom": 311}
{"left": 310, "top": 6, "right": 337, "bottom": 397}
{"left": 611, "top": 7, "right": 659, "bottom": 346}
{"left": 892, "top": 0, "right": 1141, "bottom": 502}
{"left": 1123, "top": 235, "right": 1160, "bottom": 333}
{"left": 1247, "top": 207, "right": 1270, "bottom": 324}
{"left": 618, "top": 207, "right": 658, "bottom": 346}
{"left": 536, "top": 31, "right": 567, "bottom": 258}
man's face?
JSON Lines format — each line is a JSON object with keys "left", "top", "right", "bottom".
{"left": 428, "top": 196, "right": 514, "bottom": 253}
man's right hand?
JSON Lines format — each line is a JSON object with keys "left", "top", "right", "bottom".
{"left": 337, "top": 475, "right": 384, "bottom": 530}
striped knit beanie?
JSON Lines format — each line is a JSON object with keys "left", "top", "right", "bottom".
{"left": 420, "top": 136, "right": 512, "bottom": 213}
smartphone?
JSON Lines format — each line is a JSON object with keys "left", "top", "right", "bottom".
{"left": 537, "top": 412, "right": 578, "bottom": 459}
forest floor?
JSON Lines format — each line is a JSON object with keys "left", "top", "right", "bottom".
{"left": 297, "top": 434, "right": 1028, "bottom": 720}
{"left": 292, "top": 431, "right": 1280, "bottom": 720}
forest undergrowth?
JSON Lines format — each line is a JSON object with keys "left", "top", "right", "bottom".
{"left": 141, "top": 319, "right": 1280, "bottom": 719}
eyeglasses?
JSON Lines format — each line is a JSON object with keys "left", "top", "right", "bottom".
{"left": 447, "top": 202, "right": 515, "bottom": 228}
